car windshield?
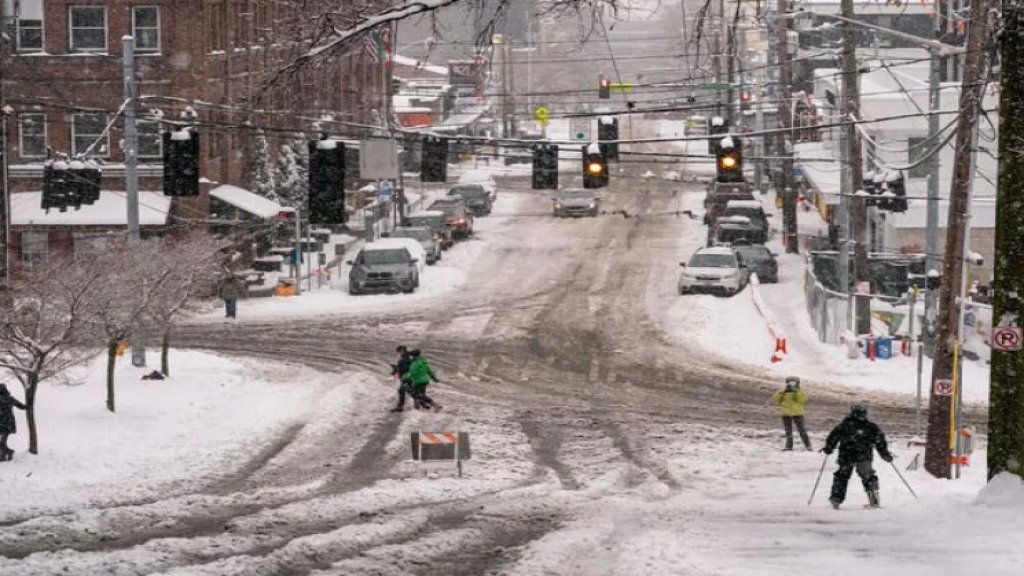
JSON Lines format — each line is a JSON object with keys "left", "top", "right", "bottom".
{"left": 449, "top": 186, "right": 487, "bottom": 200}
{"left": 406, "top": 216, "right": 444, "bottom": 229}
{"left": 394, "top": 228, "right": 432, "bottom": 241}
{"left": 361, "top": 249, "right": 410, "bottom": 265}
{"left": 689, "top": 253, "right": 737, "bottom": 268}
{"left": 735, "top": 246, "right": 769, "bottom": 261}
{"left": 429, "top": 202, "right": 463, "bottom": 217}
{"left": 558, "top": 190, "right": 593, "bottom": 200}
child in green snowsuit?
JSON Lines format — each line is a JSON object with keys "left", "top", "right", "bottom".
{"left": 402, "top": 350, "right": 441, "bottom": 410}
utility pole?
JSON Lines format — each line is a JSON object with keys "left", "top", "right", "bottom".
{"left": 924, "top": 0, "right": 994, "bottom": 479}
{"left": 123, "top": 36, "right": 145, "bottom": 368}
{"left": 923, "top": 14, "right": 943, "bottom": 348}
{"left": 777, "top": 0, "right": 797, "bottom": 253}
{"left": 840, "top": 0, "right": 869, "bottom": 334}
{"left": 712, "top": 0, "right": 723, "bottom": 118}
{"left": 990, "top": 0, "right": 1024, "bottom": 482}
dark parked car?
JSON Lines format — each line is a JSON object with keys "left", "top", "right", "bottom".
{"left": 704, "top": 181, "right": 755, "bottom": 225}
{"left": 721, "top": 199, "right": 771, "bottom": 239}
{"left": 428, "top": 198, "right": 474, "bottom": 239}
{"left": 347, "top": 240, "right": 420, "bottom": 295}
{"left": 553, "top": 188, "right": 599, "bottom": 217}
{"left": 447, "top": 184, "right": 493, "bottom": 216}
{"left": 733, "top": 243, "right": 779, "bottom": 283}
{"left": 710, "top": 215, "right": 768, "bottom": 247}
{"left": 404, "top": 210, "right": 454, "bottom": 249}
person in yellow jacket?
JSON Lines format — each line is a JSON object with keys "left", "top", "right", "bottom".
{"left": 771, "top": 376, "right": 812, "bottom": 451}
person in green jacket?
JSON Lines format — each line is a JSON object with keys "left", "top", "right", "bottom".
{"left": 771, "top": 376, "right": 812, "bottom": 451}
{"left": 402, "top": 350, "right": 442, "bottom": 411}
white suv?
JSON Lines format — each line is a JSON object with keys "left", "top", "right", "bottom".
{"left": 677, "top": 247, "right": 747, "bottom": 296}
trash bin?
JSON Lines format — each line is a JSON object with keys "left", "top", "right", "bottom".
{"left": 876, "top": 336, "right": 892, "bottom": 359}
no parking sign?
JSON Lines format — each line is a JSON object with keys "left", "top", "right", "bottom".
{"left": 992, "top": 326, "right": 1023, "bottom": 352}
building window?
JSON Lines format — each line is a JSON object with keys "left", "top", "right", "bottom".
{"left": 73, "top": 234, "right": 112, "bottom": 262}
{"left": 72, "top": 113, "right": 109, "bottom": 157}
{"left": 137, "top": 120, "right": 162, "bottom": 159}
{"left": 21, "top": 232, "right": 48, "bottom": 268}
{"left": 907, "top": 137, "right": 929, "bottom": 179}
{"left": 69, "top": 6, "right": 107, "bottom": 52}
{"left": 19, "top": 113, "right": 47, "bottom": 158}
{"left": 8, "top": 0, "right": 45, "bottom": 52}
{"left": 133, "top": 6, "right": 160, "bottom": 52}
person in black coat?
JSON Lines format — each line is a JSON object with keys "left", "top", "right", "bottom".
{"left": 822, "top": 403, "right": 893, "bottom": 508}
{"left": 0, "top": 383, "right": 27, "bottom": 461}
{"left": 389, "top": 345, "right": 414, "bottom": 412}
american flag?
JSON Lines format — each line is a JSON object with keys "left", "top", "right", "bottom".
{"left": 363, "top": 23, "right": 392, "bottom": 68}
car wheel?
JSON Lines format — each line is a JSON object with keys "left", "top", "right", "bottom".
{"left": 678, "top": 286, "right": 687, "bottom": 295}
{"left": 349, "top": 287, "right": 361, "bottom": 296}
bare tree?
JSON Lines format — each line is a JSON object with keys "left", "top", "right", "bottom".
{"left": 90, "top": 240, "right": 174, "bottom": 413}
{"left": 146, "top": 232, "right": 229, "bottom": 377}
{"left": 0, "top": 259, "right": 107, "bottom": 454}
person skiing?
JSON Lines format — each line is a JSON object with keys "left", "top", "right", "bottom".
{"left": 0, "top": 383, "right": 27, "bottom": 462}
{"left": 822, "top": 403, "right": 893, "bottom": 509}
{"left": 389, "top": 345, "right": 414, "bottom": 412}
{"left": 404, "top": 349, "right": 441, "bottom": 411}
{"left": 771, "top": 376, "right": 812, "bottom": 451}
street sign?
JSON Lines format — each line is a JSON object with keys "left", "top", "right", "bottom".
{"left": 992, "top": 326, "right": 1023, "bottom": 351}
{"left": 360, "top": 138, "right": 399, "bottom": 180}
{"left": 378, "top": 181, "right": 393, "bottom": 200}
{"left": 856, "top": 280, "right": 871, "bottom": 295}
{"left": 570, "top": 117, "right": 591, "bottom": 141}
{"left": 610, "top": 82, "right": 635, "bottom": 93}
{"left": 698, "top": 82, "right": 730, "bottom": 90}
{"left": 933, "top": 379, "right": 953, "bottom": 397}
{"left": 534, "top": 106, "right": 550, "bottom": 126}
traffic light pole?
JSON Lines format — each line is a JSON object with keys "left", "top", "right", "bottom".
{"left": 123, "top": 36, "right": 146, "bottom": 368}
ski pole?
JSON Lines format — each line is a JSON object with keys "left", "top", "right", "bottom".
{"left": 889, "top": 460, "right": 919, "bottom": 499}
{"left": 808, "top": 453, "right": 829, "bottom": 506}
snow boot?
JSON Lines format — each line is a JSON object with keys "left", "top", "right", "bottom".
{"left": 866, "top": 491, "right": 880, "bottom": 508}
{"left": 433, "top": 404, "right": 444, "bottom": 412}
{"left": 0, "top": 448, "right": 13, "bottom": 462}
{"left": 389, "top": 406, "right": 404, "bottom": 413}
{"left": 829, "top": 498, "right": 841, "bottom": 510}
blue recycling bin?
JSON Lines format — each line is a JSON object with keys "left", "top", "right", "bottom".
{"left": 876, "top": 337, "right": 893, "bottom": 360}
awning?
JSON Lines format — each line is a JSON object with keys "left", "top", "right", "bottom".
{"left": 209, "top": 184, "right": 283, "bottom": 219}
{"left": 10, "top": 191, "right": 171, "bottom": 227}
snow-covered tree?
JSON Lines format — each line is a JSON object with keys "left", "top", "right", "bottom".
{"left": 275, "top": 139, "right": 309, "bottom": 210}
{"left": 90, "top": 240, "right": 173, "bottom": 413}
{"left": 250, "top": 129, "right": 280, "bottom": 203}
{"left": 146, "top": 232, "right": 228, "bottom": 377}
{"left": 0, "top": 259, "right": 107, "bottom": 454}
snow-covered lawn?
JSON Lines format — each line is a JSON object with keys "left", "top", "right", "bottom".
{"left": 0, "top": 351, "right": 368, "bottom": 519}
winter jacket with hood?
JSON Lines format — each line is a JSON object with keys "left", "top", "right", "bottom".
{"left": 0, "top": 384, "right": 26, "bottom": 435}
{"left": 405, "top": 357, "right": 438, "bottom": 392}
{"left": 824, "top": 414, "right": 892, "bottom": 464}
{"left": 771, "top": 388, "right": 808, "bottom": 417}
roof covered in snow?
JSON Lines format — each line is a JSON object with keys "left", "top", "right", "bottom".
{"left": 11, "top": 191, "right": 171, "bottom": 227}
{"left": 209, "top": 184, "right": 283, "bottom": 220}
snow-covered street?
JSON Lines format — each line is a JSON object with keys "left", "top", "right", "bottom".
{"left": 1, "top": 116, "right": 1017, "bottom": 574}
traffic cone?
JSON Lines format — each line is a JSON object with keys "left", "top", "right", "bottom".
{"left": 771, "top": 338, "right": 788, "bottom": 363}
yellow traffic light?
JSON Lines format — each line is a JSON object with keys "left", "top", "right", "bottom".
{"left": 588, "top": 161, "right": 604, "bottom": 175}
{"left": 719, "top": 154, "right": 738, "bottom": 170}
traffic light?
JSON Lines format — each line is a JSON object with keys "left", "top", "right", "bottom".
{"left": 582, "top": 143, "right": 608, "bottom": 188}
{"left": 861, "top": 171, "right": 880, "bottom": 207}
{"left": 69, "top": 159, "right": 101, "bottom": 206}
{"left": 308, "top": 138, "right": 346, "bottom": 225}
{"left": 598, "top": 116, "right": 619, "bottom": 161}
{"left": 42, "top": 160, "right": 73, "bottom": 212}
{"left": 739, "top": 91, "right": 752, "bottom": 112}
{"left": 599, "top": 77, "right": 611, "bottom": 100}
{"left": 708, "top": 116, "right": 728, "bottom": 154}
{"left": 420, "top": 136, "right": 448, "bottom": 183}
{"left": 881, "top": 172, "right": 908, "bottom": 213}
{"left": 162, "top": 129, "right": 200, "bottom": 197}
{"left": 715, "top": 136, "right": 743, "bottom": 183}
{"left": 532, "top": 143, "right": 559, "bottom": 189}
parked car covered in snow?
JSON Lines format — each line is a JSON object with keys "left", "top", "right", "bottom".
{"left": 390, "top": 226, "right": 442, "bottom": 265}
{"left": 347, "top": 238, "right": 422, "bottom": 295}
{"left": 710, "top": 215, "right": 767, "bottom": 247}
{"left": 403, "top": 210, "right": 454, "bottom": 249}
{"left": 733, "top": 242, "right": 779, "bottom": 283}
{"left": 678, "top": 246, "right": 748, "bottom": 296}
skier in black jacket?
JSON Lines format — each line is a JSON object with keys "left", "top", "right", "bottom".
{"left": 389, "top": 346, "right": 414, "bottom": 412}
{"left": 822, "top": 404, "right": 893, "bottom": 509}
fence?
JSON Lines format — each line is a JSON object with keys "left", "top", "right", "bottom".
{"left": 804, "top": 266, "right": 850, "bottom": 344}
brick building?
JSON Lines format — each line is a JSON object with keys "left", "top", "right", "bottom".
{"left": 1, "top": 0, "right": 389, "bottom": 273}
